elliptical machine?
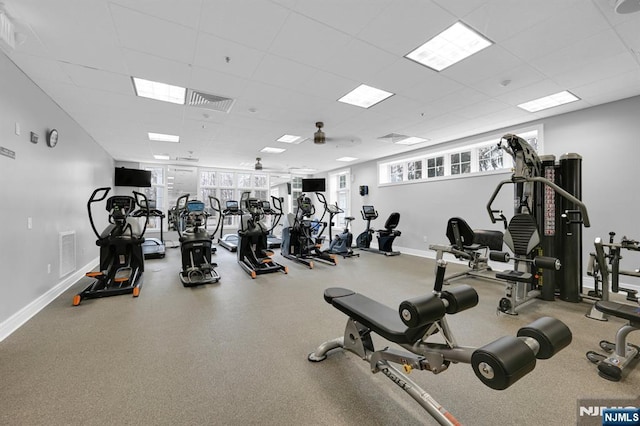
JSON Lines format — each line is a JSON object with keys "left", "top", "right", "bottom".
{"left": 355, "top": 205, "right": 401, "bottom": 256}
{"left": 73, "top": 187, "right": 149, "bottom": 306}
{"left": 175, "top": 194, "right": 221, "bottom": 286}
{"left": 236, "top": 192, "right": 288, "bottom": 278}
{"left": 315, "top": 192, "right": 358, "bottom": 258}
{"left": 281, "top": 194, "right": 338, "bottom": 268}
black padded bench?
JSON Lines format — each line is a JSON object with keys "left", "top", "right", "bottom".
{"left": 324, "top": 287, "right": 433, "bottom": 345}
{"left": 595, "top": 301, "right": 640, "bottom": 323}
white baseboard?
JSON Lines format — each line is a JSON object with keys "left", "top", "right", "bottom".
{"left": 0, "top": 257, "right": 98, "bottom": 342}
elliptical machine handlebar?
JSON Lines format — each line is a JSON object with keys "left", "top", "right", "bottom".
{"left": 132, "top": 191, "right": 150, "bottom": 238}
{"left": 87, "top": 187, "right": 111, "bottom": 239}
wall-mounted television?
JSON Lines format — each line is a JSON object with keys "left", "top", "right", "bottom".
{"left": 114, "top": 167, "right": 152, "bottom": 187}
{"left": 302, "top": 178, "right": 326, "bottom": 193}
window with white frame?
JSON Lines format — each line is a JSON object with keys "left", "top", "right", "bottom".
{"left": 378, "top": 127, "right": 541, "bottom": 185}
{"left": 426, "top": 156, "right": 444, "bottom": 178}
{"left": 143, "top": 166, "right": 164, "bottom": 231}
{"left": 328, "top": 170, "right": 351, "bottom": 231}
{"left": 450, "top": 151, "right": 471, "bottom": 175}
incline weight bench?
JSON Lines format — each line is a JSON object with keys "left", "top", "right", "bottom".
{"left": 309, "top": 260, "right": 572, "bottom": 425}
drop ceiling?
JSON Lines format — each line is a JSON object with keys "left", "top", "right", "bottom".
{"left": 3, "top": 0, "right": 640, "bottom": 175}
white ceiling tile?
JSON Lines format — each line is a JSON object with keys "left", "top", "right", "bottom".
{"left": 268, "top": 13, "right": 352, "bottom": 69}
{"left": 495, "top": 79, "right": 568, "bottom": 106}
{"left": 189, "top": 66, "right": 250, "bottom": 99}
{"left": 199, "top": 0, "right": 291, "bottom": 51}
{"left": 61, "top": 63, "right": 132, "bottom": 95}
{"left": 454, "top": 99, "right": 511, "bottom": 119}
{"left": 109, "top": 0, "right": 204, "bottom": 29}
{"left": 501, "top": 3, "right": 611, "bottom": 62}
{"left": 572, "top": 70, "right": 640, "bottom": 105}
{"left": 530, "top": 29, "right": 628, "bottom": 77}
{"left": 110, "top": 3, "right": 198, "bottom": 64}
{"left": 441, "top": 45, "right": 524, "bottom": 85}
{"left": 251, "top": 54, "right": 319, "bottom": 92}
{"left": 430, "top": 0, "right": 487, "bottom": 18}
{"left": 473, "top": 63, "right": 546, "bottom": 97}
{"left": 317, "top": 38, "right": 398, "bottom": 82}
{"left": 552, "top": 51, "right": 639, "bottom": 89}
{"left": 194, "top": 32, "right": 265, "bottom": 79}
{"left": 400, "top": 73, "right": 464, "bottom": 105}
{"left": 122, "top": 49, "right": 193, "bottom": 88}
{"left": 292, "top": 0, "right": 390, "bottom": 36}
{"left": 357, "top": 0, "right": 455, "bottom": 56}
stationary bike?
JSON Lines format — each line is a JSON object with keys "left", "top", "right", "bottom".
{"left": 315, "top": 192, "right": 358, "bottom": 258}
{"left": 355, "top": 205, "right": 401, "bottom": 256}
{"left": 175, "top": 194, "right": 221, "bottom": 286}
{"left": 73, "top": 187, "right": 149, "bottom": 306}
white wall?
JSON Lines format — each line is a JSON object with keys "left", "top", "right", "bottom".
{"left": 346, "top": 96, "right": 640, "bottom": 280}
{"left": 0, "top": 52, "right": 114, "bottom": 333}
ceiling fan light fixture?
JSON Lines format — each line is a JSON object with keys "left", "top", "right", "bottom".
{"left": 314, "top": 121, "right": 326, "bottom": 144}
{"left": 254, "top": 157, "right": 263, "bottom": 170}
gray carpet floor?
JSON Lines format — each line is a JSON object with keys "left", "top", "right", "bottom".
{"left": 1, "top": 234, "right": 638, "bottom": 425}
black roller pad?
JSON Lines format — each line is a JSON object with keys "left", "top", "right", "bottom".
{"left": 471, "top": 336, "right": 536, "bottom": 390}
{"left": 398, "top": 295, "right": 446, "bottom": 328}
{"left": 517, "top": 317, "right": 572, "bottom": 359}
{"left": 440, "top": 285, "right": 478, "bottom": 314}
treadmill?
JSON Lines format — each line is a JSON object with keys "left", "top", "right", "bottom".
{"left": 218, "top": 200, "right": 242, "bottom": 252}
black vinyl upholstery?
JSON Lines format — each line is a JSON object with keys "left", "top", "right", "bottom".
{"left": 503, "top": 214, "right": 540, "bottom": 256}
{"left": 324, "top": 287, "right": 430, "bottom": 345}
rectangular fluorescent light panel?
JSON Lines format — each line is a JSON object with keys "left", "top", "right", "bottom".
{"left": 153, "top": 154, "right": 170, "bottom": 160}
{"left": 338, "top": 84, "right": 394, "bottom": 109}
{"left": 277, "top": 134, "right": 302, "bottom": 144}
{"left": 405, "top": 22, "right": 493, "bottom": 72}
{"left": 148, "top": 132, "right": 180, "bottom": 143}
{"left": 260, "top": 147, "right": 286, "bottom": 154}
{"left": 395, "top": 136, "right": 428, "bottom": 146}
{"left": 132, "top": 77, "right": 186, "bottom": 104}
{"left": 517, "top": 91, "right": 580, "bottom": 112}
{"left": 336, "top": 157, "right": 358, "bottom": 162}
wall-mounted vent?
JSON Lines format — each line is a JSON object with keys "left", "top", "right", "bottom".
{"left": 175, "top": 157, "right": 199, "bottom": 162}
{"left": 187, "top": 89, "right": 234, "bottom": 113}
{"left": 59, "top": 231, "right": 76, "bottom": 278}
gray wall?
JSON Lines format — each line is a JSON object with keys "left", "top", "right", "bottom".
{"left": 346, "top": 96, "right": 640, "bottom": 278}
{"left": 0, "top": 52, "right": 114, "bottom": 326}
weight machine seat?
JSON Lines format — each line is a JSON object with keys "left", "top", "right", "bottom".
{"left": 445, "top": 217, "right": 503, "bottom": 253}
{"left": 324, "top": 287, "right": 431, "bottom": 345}
{"left": 595, "top": 301, "right": 640, "bottom": 323}
{"left": 378, "top": 212, "right": 401, "bottom": 237}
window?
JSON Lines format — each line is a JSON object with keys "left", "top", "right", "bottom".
{"left": 338, "top": 174, "right": 347, "bottom": 189}
{"left": 478, "top": 145, "right": 503, "bottom": 172}
{"left": 143, "top": 166, "right": 164, "bottom": 230}
{"left": 407, "top": 160, "right": 422, "bottom": 180}
{"left": 328, "top": 170, "right": 351, "bottom": 231}
{"left": 377, "top": 126, "right": 541, "bottom": 185}
{"left": 237, "top": 173, "right": 251, "bottom": 188}
{"left": 291, "top": 177, "right": 303, "bottom": 211}
{"left": 390, "top": 164, "right": 404, "bottom": 182}
{"left": 427, "top": 156, "right": 444, "bottom": 178}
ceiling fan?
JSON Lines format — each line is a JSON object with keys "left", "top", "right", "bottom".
{"left": 311, "top": 121, "right": 361, "bottom": 147}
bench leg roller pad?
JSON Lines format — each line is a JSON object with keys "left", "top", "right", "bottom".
{"left": 471, "top": 336, "right": 536, "bottom": 390}
{"left": 517, "top": 316, "right": 572, "bottom": 359}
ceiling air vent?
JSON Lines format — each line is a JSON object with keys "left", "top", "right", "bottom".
{"left": 187, "top": 89, "right": 234, "bottom": 113}
{"left": 378, "top": 133, "right": 409, "bottom": 143}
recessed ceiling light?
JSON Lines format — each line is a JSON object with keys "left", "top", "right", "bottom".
{"left": 277, "top": 134, "right": 302, "bottom": 144}
{"left": 167, "top": 176, "right": 174, "bottom": 180}
{"left": 260, "top": 147, "right": 286, "bottom": 154}
{"left": 148, "top": 132, "right": 180, "bottom": 143}
{"left": 290, "top": 167, "right": 317, "bottom": 173}
{"left": 132, "top": 77, "right": 186, "bottom": 104}
{"left": 405, "top": 22, "right": 493, "bottom": 72}
{"left": 517, "top": 91, "right": 580, "bottom": 112}
{"left": 153, "top": 154, "right": 170, "bottom": 160}
{"left": 395, "top": 136, "right": 429, "bottom": 145}
{"left": 338, "top": 84, "right": 394, "bottom": 109}
{"left": 336, "top": 157, "right": 358, "bottom": 162}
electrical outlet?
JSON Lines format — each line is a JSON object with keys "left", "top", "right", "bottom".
{"left": 27, "top": 217, "right": 32, "bottom": 229}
